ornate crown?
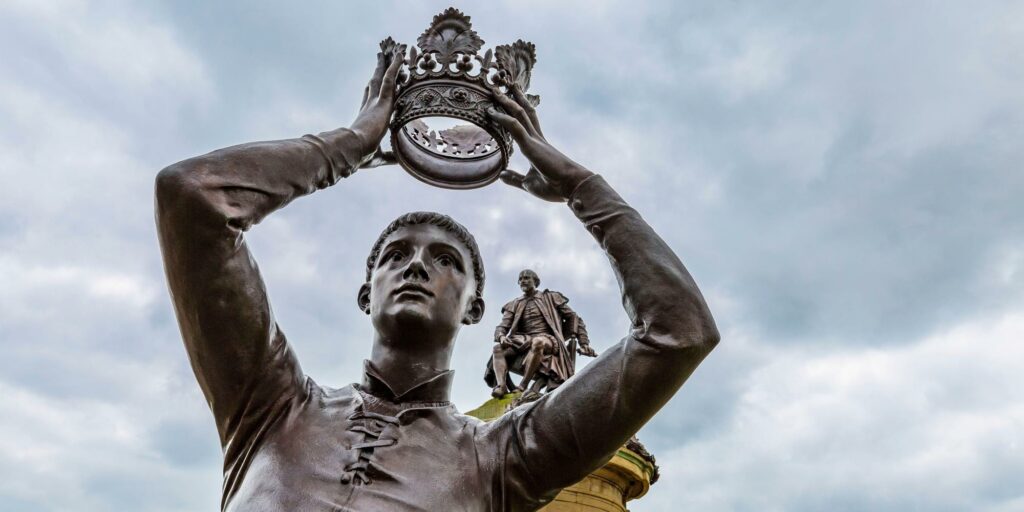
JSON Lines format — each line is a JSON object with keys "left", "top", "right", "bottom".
{"left": 384, "top": 8, "right": 539, "bottom": 189}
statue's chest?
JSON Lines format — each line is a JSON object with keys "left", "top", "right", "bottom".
{"left": 227, "top": 388, "right": 487, "bottom": 511}
{"left": 519, "top": 298, "right": 552, "bottom": 334}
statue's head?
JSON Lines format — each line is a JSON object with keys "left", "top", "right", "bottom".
{"left": 360, "top": 212, "right": 486, "bottom": 343}
{"left": 518, "top": 269, "right": 540, "bottom": 294}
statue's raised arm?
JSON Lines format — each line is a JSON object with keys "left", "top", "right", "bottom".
{"left": 482, "top": 84, "right": 721, "bottom": 505}
{"left": 154, "top": 43, "right": 404, "bottom": 446}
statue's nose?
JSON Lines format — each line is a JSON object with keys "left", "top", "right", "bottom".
{"left": 403, "top": 251, "right": 429, "bottom": 282}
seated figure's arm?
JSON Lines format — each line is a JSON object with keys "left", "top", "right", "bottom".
{"left": 494, "top": 303, "right": 515, "bottom": 342}
{"left": 554, "top": 297, "right": 592, "bottom": 352}
{"left": 154, "top": 48, "right": 403, "bottom": 445}
{"left": 484, "top": 86, "right": 720, "bottom": 505}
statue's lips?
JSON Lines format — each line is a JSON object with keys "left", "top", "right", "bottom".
{"left": 393, "top": 284, "right": 434, "bottom": 298}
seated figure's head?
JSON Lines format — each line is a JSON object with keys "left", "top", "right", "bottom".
{"left": 359, "top": 212, "right": 486, "bottom": 345}
{"left": 518, "top": 269, "right": 540, "bottom": 294}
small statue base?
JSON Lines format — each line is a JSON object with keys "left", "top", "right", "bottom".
{"left": 467, "top": 396, "right": 658, "bottom": 511}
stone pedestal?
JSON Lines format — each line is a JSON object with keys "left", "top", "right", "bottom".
{"left": 466, "top": 394, "right": 658, "bottom": 512}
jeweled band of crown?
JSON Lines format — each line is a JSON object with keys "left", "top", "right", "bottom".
{"left": 384, "top": 8, "right": 539, "bottom": 189}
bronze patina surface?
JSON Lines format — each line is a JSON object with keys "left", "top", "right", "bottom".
{"left": 155, "top": 9, "right": 719, "bottom": 512}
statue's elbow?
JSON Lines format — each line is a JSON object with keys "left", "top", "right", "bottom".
{"left": 650, "top": 302, "right": 720, "bottom": 355}
{"left": 701, "top": 318, "right": 721, "bottom": 352}
{"left": 687, "top": 298, "right": 721, "bottom": 354}
{"left": 156, "top": 161, "right": 196, "bottom": 208}
{"left": 154, "top": 158, "right": 223, "bottom": 223}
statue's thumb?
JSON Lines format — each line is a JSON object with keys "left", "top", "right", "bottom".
{"left": 499, "top": 169, "right": 527, "bottom": 190}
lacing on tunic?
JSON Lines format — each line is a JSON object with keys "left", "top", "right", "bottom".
{"left": 341, "top": 409, "right": 399, "bottom": 485}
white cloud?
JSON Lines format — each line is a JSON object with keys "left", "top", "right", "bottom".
{"left": 697, "top": 28, "right": 797, "bottom": 103}
{"left": 0, "top": 0, "right": 212, "bottom": 102}
{"left": 636, "top": 311, "right": 1024, "bottom": 511}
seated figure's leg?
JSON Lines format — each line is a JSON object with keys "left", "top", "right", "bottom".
{"left": 518, "top": 335, "right": 553, "bottom": 391}
{"left": 492, "top": 337, "right": 527, "bottom": 398}
{"left": 491, "top": 343, "right": 513, "bottom": 398}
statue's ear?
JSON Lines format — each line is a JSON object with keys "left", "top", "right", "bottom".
{"left": 462, "top": 296, "right": 485, "bottom": 325}
{"left": 357, "top": 283, "right": 371, "bottom": 314}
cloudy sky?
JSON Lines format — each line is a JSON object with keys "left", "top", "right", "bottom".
{"left": 1, "top": 0, "right": 1022, "bottom": 510}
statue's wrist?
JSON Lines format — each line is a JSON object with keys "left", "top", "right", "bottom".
{"left": 329, "top": 127, "right": 374, "bottom": 167}
{"left": 560, "top": 166, "right": 595, "bottom": 199}
{"left": 302, "top": 128, "right": 368, "bottom": 179}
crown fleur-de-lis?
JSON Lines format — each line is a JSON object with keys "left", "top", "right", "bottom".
{"left": 416, "top": 8, "right": 485, "bottom": 67}
{"left": 495, "top": 40, "right": 535, "bottom": 90}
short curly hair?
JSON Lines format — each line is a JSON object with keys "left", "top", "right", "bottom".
{"left": 365, "top": 212, "right": 485, "bottom": 299}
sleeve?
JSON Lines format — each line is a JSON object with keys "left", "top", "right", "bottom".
{"left": 495, "top": 174, "right": 720, "bottom": 504}
{"left": 494, "top": 300, "right": 516, "bottom": 342}
{"left": 154, "top": 128, "right": 363, "bottom": 448}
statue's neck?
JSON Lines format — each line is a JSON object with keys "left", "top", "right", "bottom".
{"left": 368, "top": 333, "right": 454, "bottom": 398}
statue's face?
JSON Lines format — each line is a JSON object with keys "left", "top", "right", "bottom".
{"left": 518, "top": 272, "right": 538, "bottom": 294}
{"left": 365, "top": 224, "right": 480, "bottom": 338}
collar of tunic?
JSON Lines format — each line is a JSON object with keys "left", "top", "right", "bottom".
{"left": 357, "top": 359, "right": 454, "bottom": 404}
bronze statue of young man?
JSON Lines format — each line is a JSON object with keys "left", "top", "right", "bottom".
{"left": 486, "top": 269, "right": 597, "bottom": 400}
{"left": 156, "top": 46, "right": 719, "bottom": 511}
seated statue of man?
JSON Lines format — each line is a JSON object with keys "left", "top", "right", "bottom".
{"left": 486, "top": 269, "right": 597, "bottom": 399}
{"left": 155, "top": 47, "right": 719, "bottom": 511}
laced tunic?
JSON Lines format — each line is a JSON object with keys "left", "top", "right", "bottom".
{"left": 222, "top": 362, "right": 514, "bottom": 511}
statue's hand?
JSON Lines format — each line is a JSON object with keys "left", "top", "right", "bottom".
{"left": 350, "top": 44, "right": 405, "bottom": 168}
{"left": 487, "top": 85, "right": 594, "bottom": 202}
{"left": 577, "top": 343, "right": 597, "bottom": 357}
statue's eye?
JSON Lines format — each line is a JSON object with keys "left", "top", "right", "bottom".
{"left": 385, "top": 250, "right": 404, "bottom": 263}
{"left": 436, "top": 253, "right": 462, "bottom": 271}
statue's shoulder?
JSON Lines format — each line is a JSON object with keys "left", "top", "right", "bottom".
{"left": 501, "top": 296, "right": 523, "bottom": 312}
{"left": 541, "top": 289, "right": 568, "bottom": 305}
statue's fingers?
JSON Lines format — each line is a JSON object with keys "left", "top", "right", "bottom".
{"left": 487, "top": 108, "right": 530, "bottom": 143}
{"left": 379, "top": 47, "right": 405, "bottom": 100}
{"left": 378, "top": 150, "right": 397, "bottom": 166}
{"left": 510, "top": 85, "right": 544, "bottom": 138}
{"left": 368, "top": 52, "right": 386, "bottom": 97}
{"left": 362, "top": 149, "right": 399, "bottom": 170}
{"left": 490, "top": 88, "right": 540, "bottom": 138}
{"left": 499, "top": 169, "right": 528, "bottom": 191}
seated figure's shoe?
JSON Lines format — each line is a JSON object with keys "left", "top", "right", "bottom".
{"left": 491, "top": 385, "right": 507, "bottom": 399}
